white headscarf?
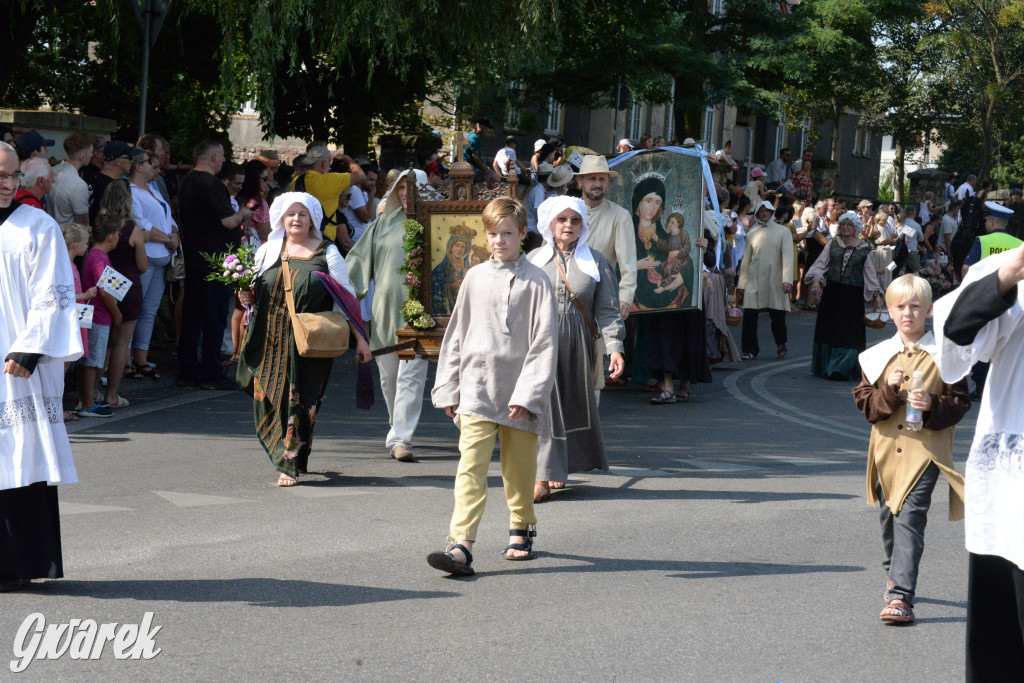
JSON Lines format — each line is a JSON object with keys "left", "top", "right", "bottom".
{"left": 528, "top": 196, "right": 600, "bottom": 282}
{"left": 257, "top": 191, "right": 324, "bottom": 274}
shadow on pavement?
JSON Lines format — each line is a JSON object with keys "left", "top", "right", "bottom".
{"left": 38, "top": 579, "right": 458, "bottom": 608}
{"left": 472, "top": 552, "right": 864, "bottom": 580}
{"left": 565, "top": 484, "right": 857, "bottom": 504}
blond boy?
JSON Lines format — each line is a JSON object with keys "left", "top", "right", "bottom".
{"left": 853, "top": 274, "right": 971, "bottom": 624}
{"left": 428, "top": 197, "right": 558, "bottom": 576}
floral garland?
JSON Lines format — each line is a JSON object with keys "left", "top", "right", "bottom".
{"left": 398, "top": 218, "right": 436, "bottom": 330}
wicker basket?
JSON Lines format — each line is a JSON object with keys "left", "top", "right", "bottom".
{"left": 726, "top": 306, "right": 743, "bottom": 327}
{"left": 863, "top": 308, "right": 889, "bottom": 329}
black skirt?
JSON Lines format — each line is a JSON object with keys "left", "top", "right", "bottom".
{"left": 648, "top": 309, "right": 712, "bottom": 384}
{"left": 0, "top": 482, "right": 64, "bottom": 580}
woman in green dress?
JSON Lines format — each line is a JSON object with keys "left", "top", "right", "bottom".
{"left": 238, "top": 192, "right": 371, "bottom": 486}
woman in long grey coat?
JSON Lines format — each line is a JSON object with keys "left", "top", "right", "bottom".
{"left": 528, "top": 196, "right": 625, "bottom": 502}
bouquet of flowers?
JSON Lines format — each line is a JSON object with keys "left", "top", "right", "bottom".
{"left": 201, "top": 245, "right": 257, "bottom": 292}
{"left": 399, "top": 219, "right": 435, "bottom": 330}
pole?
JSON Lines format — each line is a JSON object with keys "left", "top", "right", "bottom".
{"left": 138, "top": 0, "right": 151, "bottom": 136}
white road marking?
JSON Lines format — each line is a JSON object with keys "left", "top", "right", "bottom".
{"left": 756, "top": 454, "right": 844, "bottom": 467}
{"left": 286, "top": 486, "right": 373, "bottom": 498}
{"left": 672, "top": 459, "right": 765, "bottom": 472}
{"left": 607, "top": 466, "right": 673, "bottom": 478}
{"left": 60, "top": 502, "right": 133, "bottom": 515}
{"left": 152, "top": 490, "right": 253, "bottom": 507}
{"left": 723, "top": 357, "right": 867, "bottom": 442}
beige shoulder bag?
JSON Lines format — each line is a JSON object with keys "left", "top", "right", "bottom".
{"left": 280, "top": 249, "right": 350, "bottom": 358}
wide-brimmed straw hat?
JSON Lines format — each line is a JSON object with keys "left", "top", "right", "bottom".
{"left": 547, "top": 165, "right": 575, "bottom": 188}
{"left": 577, "top": 155, "right": 618, "bottom": 178}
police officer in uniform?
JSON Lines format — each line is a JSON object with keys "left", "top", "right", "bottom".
{"left": 960, "top": 200, "right": 1022, "bottom": 399}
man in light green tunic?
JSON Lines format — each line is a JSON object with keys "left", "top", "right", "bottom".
{"left": 346, "top": 171, "right": 427, "bottom": 462}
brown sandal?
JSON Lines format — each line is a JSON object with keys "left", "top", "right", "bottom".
{"left": 534, "top": 481, "right": 550, "bottom": 503}
{"left": 880, "top": 598, "right": 914, "bottom": 624}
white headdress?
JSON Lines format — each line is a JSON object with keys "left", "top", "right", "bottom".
{"left": 257, "top": 191, "right": 324, "bottom": 274}
{"left": 528, "top": 196, "right": 600, "bottom": 282}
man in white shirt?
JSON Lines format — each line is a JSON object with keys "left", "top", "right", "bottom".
{"left": 578, "top": 155, "right": 636, "bottom": 320}
{"left": 940, "top": 202, "right": 960, "bottom": 255}
{"left": 45, "top": 133, "right": 93, "bottom": 226}
{"left": 492, "top": 136, "right": 529, "bottom": 180}
{"left": 764, "top": 148, "right": 792, "bottom": 189}
{"left": 342, "top": 184, "right": 371, "bottom": 242}
{"left": 956, "top": 174, "right": 977, "bottom": 202}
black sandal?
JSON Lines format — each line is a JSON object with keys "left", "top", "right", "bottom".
{"left": 650, "top": 389, "right": 676, "bottom": 405}
{"left": 427, "top": 543, "right": 475, "bottom": 576}
{"left": 136, "top": 365, "right": 161, "bottom": 380}
{"left": 503, "top": 527, "right": 537, "bottom": 561}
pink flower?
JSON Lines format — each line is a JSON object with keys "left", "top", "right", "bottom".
{"left": 405, "top": 273, "right": 421, "bottom": 287}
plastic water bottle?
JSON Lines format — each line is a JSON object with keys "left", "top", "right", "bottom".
{"left": 905, "top": 370, "right": 924, "bottom": 431}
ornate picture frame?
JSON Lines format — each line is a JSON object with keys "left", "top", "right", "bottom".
{"left": 415, "top": 200, "right": 492, "bottom": 317}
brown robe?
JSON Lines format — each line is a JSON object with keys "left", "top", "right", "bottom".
{"left": 852, "top": 344, "right": 970, "bottom": 520}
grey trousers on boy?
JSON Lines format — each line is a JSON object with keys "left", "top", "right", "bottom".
{"left": 877, "top": 462, "right": 941, "bottom": 605}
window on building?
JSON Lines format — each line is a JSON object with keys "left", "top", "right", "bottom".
{"left": 628, "top": 102, "right": 645, "bottom": 139}
{"left": 709, "top": 0, "right": 724, "bottom": 16}
{"left": 860, "top": 128, "right": 872, "bottom": 156}
{"left": 240, "top": 99, "right": 257, "bottom": 115}
{"left": 505, "top": 81, "right": 522, "bottom": 131}
{"left": 799, "top": 117, "right": 811, "bottom": 155}
{"left": 702, "top": 106, "right": 717, "bottom": 149}
{"left": 545, "top": 94, "right": 562, "bottom": 135}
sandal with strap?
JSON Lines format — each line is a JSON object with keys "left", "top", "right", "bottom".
{"left": 503, "top": 527, "right": 537, "bottom": 561}
{"left": 427, "top": 542, "right": 475, "bottom": 576}
{"left": 880, "top": 596, "right": 915, "bottom": 624}
{"left": 650, "top": 389, "right": 676, "bottom": 405}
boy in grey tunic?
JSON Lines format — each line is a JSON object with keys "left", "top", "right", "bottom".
{"left": 427, "top": 197, "right": 557, "bottom": 576}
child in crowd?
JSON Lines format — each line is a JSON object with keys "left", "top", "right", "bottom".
{"left": 852, "top": 274, "right": 970, "bottom": 625}
{"left": 77, "top": 220, "right": 123, "bottom": 418}
{"left": 427, "top": 197, "right": 557, "bottom": 576}
{"left": 62, "top": 223, "right": 96, "bottom": 421}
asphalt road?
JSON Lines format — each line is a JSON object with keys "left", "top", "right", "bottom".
{"left": 0, "top": 312, "right": 975, "bottom": 681}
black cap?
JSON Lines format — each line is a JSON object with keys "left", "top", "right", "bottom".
{"left": 16, "top": 131, "right": 55, "bottom": 153}
{"left": 104, "top": 140, "right": 141, "bottom": 161}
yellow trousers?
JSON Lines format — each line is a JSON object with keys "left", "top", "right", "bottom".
{"left": 449, "top": 415, "right": 539, "bottom": 542}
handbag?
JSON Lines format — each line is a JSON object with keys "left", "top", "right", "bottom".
{"left": 165, "top": 248, "right": 185, "bottom": 283}
{"left": 280, "top": 250, "right": 350, "bottom": 358}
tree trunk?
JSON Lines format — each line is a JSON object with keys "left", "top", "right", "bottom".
{"left": 893, "top": 138, "right": 905, "bottom": 203}
{"left": 341, "top": 114, "right": 372, "bottom": 157}
{"left": 672, "top": 74, "right": 703, "bottom": 142}
{"left": 978, "top": 107, "right": 994, "bottom": 182}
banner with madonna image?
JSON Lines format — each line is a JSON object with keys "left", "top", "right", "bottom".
{"left": 608, "top": 149, "right": 712, "bottom": 313}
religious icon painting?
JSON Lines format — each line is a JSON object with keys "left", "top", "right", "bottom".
{"left": 417, "top": 200, "right": 491, "bottom": 317}
{"left": 96, "top": 265, "right": 132, "bottom": 302}
{"left": 607, "top": 149, "right": 707, "bottom": 313}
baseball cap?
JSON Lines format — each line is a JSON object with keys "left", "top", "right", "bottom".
{"left": 425, "top": 161, "right": 447, "bottom": 177}
{"left": 16, "top": 131, "right": 56, "bottom": 154}
{"left": 750, "top": 167, "right": 765, "bottom": 178}
{"left": 618, "top": 139, "right": 633, "bottom": 149}
{"left": 103, "top": 140, "right": 141, "bottom": 161}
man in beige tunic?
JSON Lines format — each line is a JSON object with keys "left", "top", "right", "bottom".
{"left": 737, "top": 201, "right": 793, "bottom": 359}
{"left": 578, "top": 155, "right": 636, "bottom": 392}
{"left": 578, "top": 155, "right": 636, "bottom": 320}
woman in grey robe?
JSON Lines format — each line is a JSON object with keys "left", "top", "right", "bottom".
{"left": 528, "top": 196, "right": 625, "bottom": 502}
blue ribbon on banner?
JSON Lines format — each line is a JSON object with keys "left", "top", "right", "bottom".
{"left": 608, "top": 147, "right": 723, "bottom": 269}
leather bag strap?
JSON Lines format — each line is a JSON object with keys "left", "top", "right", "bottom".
{"left": 552, "top": 252, "right": 599, "bottom": 340}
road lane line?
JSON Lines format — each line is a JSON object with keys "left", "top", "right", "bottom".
{"left": 66, "top": 390, "right": 235, "bottom": 434}
{"left": 723, "top": 356, "right": 867, "bottom": 443}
